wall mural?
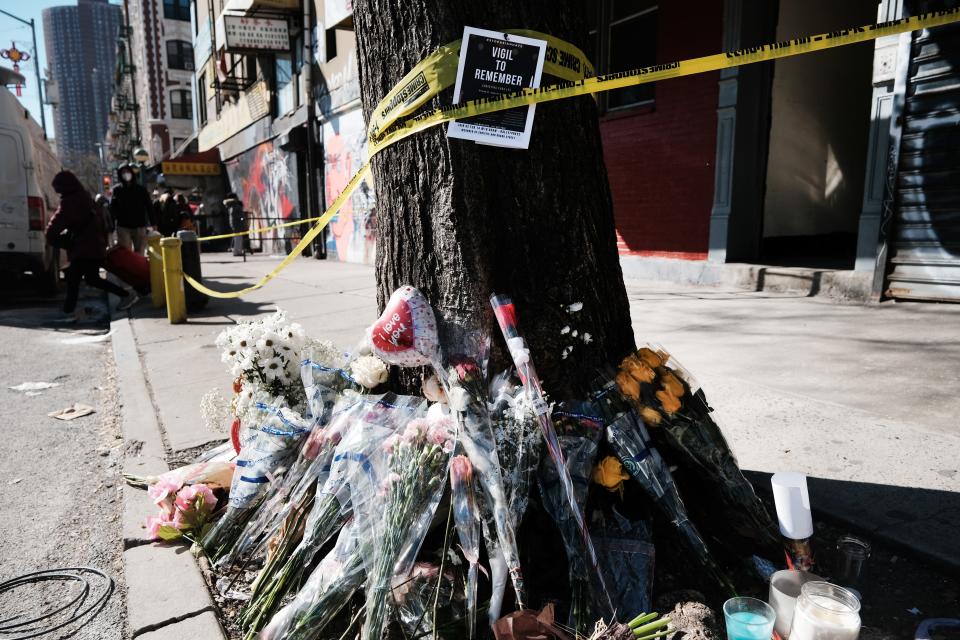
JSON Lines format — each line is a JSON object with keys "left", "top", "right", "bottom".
{"left": 323, "top": 108, "right": 376, "bottom": 264}
{"left": 224, "top": 139, "right": 299, "bottom": 254}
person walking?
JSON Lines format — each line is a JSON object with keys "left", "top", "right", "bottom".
{"left": 46, "top": 171, "right": 138, "bottom": 319}
{"left": 224, "top": 192, "right": 247, "bottom": 258}
{"left": 156, "top": 190, "right": 182, "bottom": 237}
{"left": 94, "top": 193, "right": 115, "bottom": 247}
{"left": 110, "top": 164, "right": 152, "bottom": 254}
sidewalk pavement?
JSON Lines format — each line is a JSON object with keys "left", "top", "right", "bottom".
{"left": 114, "top": 254, "right": 960, "bottom": 630}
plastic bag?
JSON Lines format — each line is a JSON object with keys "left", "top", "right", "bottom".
{"left": 260, "top": 518, "right": 366, "bottom": 640}
{"left": 241, "top": 393, "right": 426, "bottom": 632}
{"left": 591, "top": 507, "right": 655, "bottom": 619}
{"left": 357, "top": 412, "right": 455, "bottom": 640}
{"left": 539, "top": 402, "right": 604, "bottom": 631}
{"left": 201, "top": 394, "right": 311, "bottom": 563}
{"left": 451, "top": 455, "right": 481, "bottom": 639}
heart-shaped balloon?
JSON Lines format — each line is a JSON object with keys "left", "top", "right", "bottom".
{"left": 368, "top": 285, "right": 440, "bottom": 367}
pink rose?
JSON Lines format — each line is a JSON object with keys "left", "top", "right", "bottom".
{"left": 148, "top": 476, "right": 183, "bottom": 508}
{"left": 175, "top": 483, "right": 216, "bottom": 513}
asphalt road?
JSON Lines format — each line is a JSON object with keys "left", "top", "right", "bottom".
{"left": 0, "top": 282, "right": 128, "bottom": 639}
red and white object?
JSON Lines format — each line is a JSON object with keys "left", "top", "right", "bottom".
{"left": 367, "top": 285, "right": 439, "bottom": 367}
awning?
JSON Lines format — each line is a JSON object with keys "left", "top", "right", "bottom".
{"left": 224, "top": 0, "right": 299, "bottom": 12}
{"left": 162, "top": 148, "right": 222, "bottom": 176}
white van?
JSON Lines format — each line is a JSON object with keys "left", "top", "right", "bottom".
{"left": 0, "top": 66, "right": 62, "bottom": 290}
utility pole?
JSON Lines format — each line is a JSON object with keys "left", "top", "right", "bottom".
{"left": 0, "top": 9, "right": 48, "bottom": 138}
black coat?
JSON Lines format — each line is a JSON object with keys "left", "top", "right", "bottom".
{"left": 110, "top": 180, "right": 153, "bottom": 229}
{"left": 46, "top": 171, "right": 107, "bottom": 262}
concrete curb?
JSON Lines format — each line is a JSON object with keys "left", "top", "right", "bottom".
{"left": 111, "top": 314, "right": 227, "bottom": 639}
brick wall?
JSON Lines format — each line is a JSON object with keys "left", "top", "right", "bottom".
{"left": 601, "top": 0, "right": 722, "bottom": 259}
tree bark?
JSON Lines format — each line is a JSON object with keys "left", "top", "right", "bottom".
{"left": 354, "top": 0, "right": 635, "bottom": 398}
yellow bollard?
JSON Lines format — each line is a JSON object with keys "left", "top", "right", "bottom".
{"left": 146, "top": 232, "right": 165, "bottom": 308}
{"left": 160, "top": 237, "right": 187, "bottom": 324}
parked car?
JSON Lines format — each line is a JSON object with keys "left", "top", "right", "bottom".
{"left": 0, "top": 66, "right": 62, "bottom": 291}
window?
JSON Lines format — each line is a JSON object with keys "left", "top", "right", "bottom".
{"left": 587, "top": 0, "right": 658, "bottom": 112}
{"left": 170, "top": 89, "right": 192, "bottom": 119}
{"left": 163, "top": 0, "right": 190, "bottom": 21}
{"left": 197, "top": 72, "right": 208, "bottom": 125}
{"left": 274, "top": 54, "right": 295, "bottom": 116}
{"left": 166, "top": 40, "right": 194, "bottom": 71}
{"left": 325, "top": 28, "right": 338, "bottom": 62}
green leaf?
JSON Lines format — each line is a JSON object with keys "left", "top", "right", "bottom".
{"left": 157, "top": 524, "right": 183, "bottom": 541}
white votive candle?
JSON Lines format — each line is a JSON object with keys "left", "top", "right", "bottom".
{"left": 789, "top": 581, "right": 861, "bottom": 640}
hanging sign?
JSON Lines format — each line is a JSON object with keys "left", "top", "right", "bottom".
{"left": 447, "top": 27, "right": 546, "bottom": 149}
{"left": 218, "top": 15, "right": 290, "bottom": 52}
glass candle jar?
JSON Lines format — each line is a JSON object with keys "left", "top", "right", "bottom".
{"left": 789, "top": 581, "right": 861, "bottom": 640}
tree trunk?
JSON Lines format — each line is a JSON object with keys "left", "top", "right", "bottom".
{"left": 354, "top": 0, "right": 635, "bottom": 398}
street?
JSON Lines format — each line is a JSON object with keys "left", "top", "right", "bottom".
{"left": 0, "top": 282, "right": 127, "bottom": 639}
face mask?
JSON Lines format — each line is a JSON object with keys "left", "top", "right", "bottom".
{"left": 121, "top": 172, "right": 133, "bottom": 182}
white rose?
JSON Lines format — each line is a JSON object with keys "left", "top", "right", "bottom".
{"left": 349, "top": 355, "right": 389, "bottom": 389}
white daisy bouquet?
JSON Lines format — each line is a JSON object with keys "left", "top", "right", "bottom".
{"left": 216, "top": 309, "right": 308, "bottom": 407}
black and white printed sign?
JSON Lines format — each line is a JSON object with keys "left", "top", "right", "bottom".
{"left": 447, "top": 27, "right": 547, "bottom": 149}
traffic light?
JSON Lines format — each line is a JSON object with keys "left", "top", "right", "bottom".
{"left": 103, "top": 175, "right": 111, "bottom": 189}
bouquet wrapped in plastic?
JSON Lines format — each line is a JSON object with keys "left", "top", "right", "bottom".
{"left": 216, "top": 345, "right": 360, "bottom": 571}
{"left": 201, "top": 395, "right": 311, "bottom": 563}
{"left": 260, "top": 519, "right": 367, "bottom": 640}
{"left": 240, "top": 393, "right": 425, "bottom": 633}
{"left": 450, "top": 455, "right": 481, "bottom": 639}
{"left": 539, "top": 401, "right": 605, "bottom": 631}
{"left": 358, "top": 413, "right": 455, "bottom": 640}
{"left": 617, "top": 345, "right": 781, "bottom": 557}
{"left": 446, "top": 352, "right": 527, "bottom": 618}
{"left": 490, "top": 293, "right": 613, "bottom": 618}
{"left": 593, "top": 378, "right": 735, "bottom": 595}
{"left": 489, "top": 373, "right": 542, "bottom": 529}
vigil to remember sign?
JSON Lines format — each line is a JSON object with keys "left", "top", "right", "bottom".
{"left": 447, "top": 27, "right": 546, "bottom": 149}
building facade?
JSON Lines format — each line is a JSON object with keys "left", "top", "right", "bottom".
{"left": 126, "top": 0, "right": 197, "bottom": 164}
{"left": 191, "top": 0, "right": 319, "bottom": 255}
{"left": 42, "top": 0, "right": 121, "bottom": 158}
{"left": 186, "top": 0, "right": 959, "bottom": 299}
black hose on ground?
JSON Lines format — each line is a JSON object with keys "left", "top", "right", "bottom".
{"left": 0, "top": 567, "right": 114, "bottom": 639}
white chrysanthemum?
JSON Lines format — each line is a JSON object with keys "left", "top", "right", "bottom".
{"left": 349, "top": 354, "right": 389, "bottom": 389}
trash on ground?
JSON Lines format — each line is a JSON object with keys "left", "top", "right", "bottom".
{"left": 61, "top": 331, "right": 113, "bottom": 345}
{"left": 48, "top": 403, "right": 96, "bottom": 420}
{"left": 10, "top": 381, "right": 60, "bottom": 392}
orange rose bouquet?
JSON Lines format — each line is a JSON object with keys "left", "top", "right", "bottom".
{"left": 615, "top": 344, "right": 781, "bottom": 560}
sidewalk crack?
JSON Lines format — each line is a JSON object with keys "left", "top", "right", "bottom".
{"left": 131, "top": 606, "right": 215, "bottom": 637}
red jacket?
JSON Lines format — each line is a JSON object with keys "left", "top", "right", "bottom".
{"left": 45, "top": 171, "right": 108, "bottom": 262}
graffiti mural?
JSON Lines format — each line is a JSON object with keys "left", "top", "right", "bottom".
{"left": 224, "top": 139, "right": 299, "bottom": 254}
{"left": 323, "top": 108, "right": 376, "bottom": 264}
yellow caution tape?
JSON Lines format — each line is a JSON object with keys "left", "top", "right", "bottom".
{"left": 184, "top": 164, "right": 371, "bottom": 299}
{"left": 367, "top": 29, "right": 594, "bottom": 141}
{"left": 370, "top": 9, "right": 960, "bottom": 153}
{"left": 197, "top": 214, "right": 327, "bottom": 242}
{"left": 184, "top": 8, "right": 960, "bottom": 299}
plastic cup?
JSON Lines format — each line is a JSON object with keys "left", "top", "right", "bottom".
{"left": 768, "top": 570, "right": 822, "bottom": 638}
{"left": 724, "top": 597, "right": 776, "bottom": 640}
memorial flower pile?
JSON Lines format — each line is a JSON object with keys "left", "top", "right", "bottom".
{"left": 130, "top": 288, "right": 783, "bottom": 640}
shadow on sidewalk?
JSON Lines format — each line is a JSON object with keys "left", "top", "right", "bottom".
{"left": 743, "top": 470, "right": 960, "bottom": 573}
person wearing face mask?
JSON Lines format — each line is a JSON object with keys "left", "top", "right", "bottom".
{"left": 109, "top": 163, "right": 153, "bottom": 254}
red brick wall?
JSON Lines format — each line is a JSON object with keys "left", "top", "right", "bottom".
{"left": 600, "top": 0, "right": 722, "bottom": 259}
